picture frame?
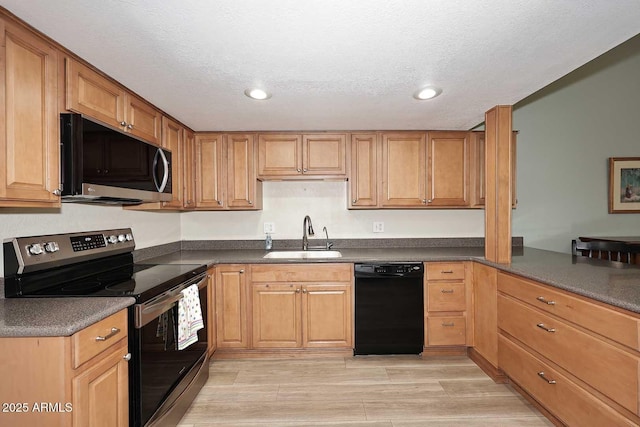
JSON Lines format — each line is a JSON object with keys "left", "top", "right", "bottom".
{"left": 609, "top": 157, "right": 640, "bottom": 213}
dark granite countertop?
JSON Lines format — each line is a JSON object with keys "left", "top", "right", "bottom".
{"left": 0, "top": 297, "right": 135, "bottom": 337}
{"left": 144, "top": 246, "right": 640, "bottom": 314}
{"left": 3, "top": 241, "right": 640, "bottom": 338}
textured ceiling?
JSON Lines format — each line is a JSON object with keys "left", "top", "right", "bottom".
{"left": 2, "top": 0, "right": 640, "bottom": 131}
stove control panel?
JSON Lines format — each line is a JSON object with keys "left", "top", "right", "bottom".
{"left": 3, "top": 228, "right": 135, "bottom": 275}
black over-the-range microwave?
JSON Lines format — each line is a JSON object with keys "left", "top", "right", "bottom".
{"left": 60, "top": 113, "right": 172, "bottom": 205}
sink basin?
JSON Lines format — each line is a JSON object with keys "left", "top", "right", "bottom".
{"left": 263, "top": 250, "right": 342, "bottom": 259}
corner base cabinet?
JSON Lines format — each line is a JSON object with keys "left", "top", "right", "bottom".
{"left": 0, "top": 309, "right": 129, "bottom": 427}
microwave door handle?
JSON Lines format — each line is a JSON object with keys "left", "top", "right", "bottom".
{"left": 153, "top": 148, "right": 170, "bottom": 192}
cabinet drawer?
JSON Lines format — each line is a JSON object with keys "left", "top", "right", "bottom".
{"left": 426, "top": 315, "right": 466, "bottom": 346}
{"left": 72, "top": 310, "right": 128, "bottom": 368}
{"left": 425, "top": 262, "right": 465, "bottom": 280}
{"left": 251, "top": 263, "right": 352, "bottom": 282}
{"left": 499, "top": 335, "right": 637, "bottom": 427}
{"left": 427, "top": 282, "right": 466, "bottom": 312}
{"left": 498, "top": 272, "right": 640, "bottom": 351}
{"left": 498, "top": 294, "right": 639, "bottom": 414}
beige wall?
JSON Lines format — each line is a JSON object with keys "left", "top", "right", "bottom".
{"left": 512, "top": 34, "right": 640, "bottom": 253}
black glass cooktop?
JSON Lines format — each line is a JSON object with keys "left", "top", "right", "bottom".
{"left": 6, "top": 251, "right": 206, "bottom": 302}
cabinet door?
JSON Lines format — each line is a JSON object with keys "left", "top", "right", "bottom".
{"left": 195, "top": 133, "right": 225, "bottom": 209}
{"left": 0, "top": 21, "right": 60, "bottom": 205}
{"left": 257, "top": 133, "right": 302, "bottom": 177}
{"left": 349, "top": 133, "right": 378, "bottom": 208}
{"left": 227, "top": 134, "right": 260, "bottom": 209}
{"left": 252, "top": 284, "right": 302, "bottom": 348}
{"left": 302, "top": 134, "right": 347, "bottom": 177}
{"left": 427, "top": 131, "right": 469, "bottom": 206}
{"left": 183, "top": 129, "right": 195, "bottom": 209}
{"left": 72, "top": 340, "right": 129, "bottom": 427}
{"left": 66, "top": 58, "right": 125, "bottom": 129}
{"left": 161, "top": 116, "right": 184, "bottom": 209}
{"left": 124, "top": 93, "right": 161, "bottom": 146}
{"left": 473, "top": 263, "right": 498, "bottom": 367}
{"left": 302, "top": 284, "right": 352, "bottom": 348}
{"left": 215, "top": 265, "right": 249, "bottom": 348}
{"left": 380, "top": 133, "right": 426, "bottom": 207}
{"left": 207, "top": 268, "right": 216, "bottom": 356}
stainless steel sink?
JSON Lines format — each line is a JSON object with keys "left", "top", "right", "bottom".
{"left": 263, "top": 250, "right": 342, "bottom": 259}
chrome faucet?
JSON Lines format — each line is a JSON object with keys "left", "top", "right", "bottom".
{"left": 302, "top": 215, "right": 315, "bottom": 250}
{"left": 323, "top": 226, "right": 334, "bottom": 250}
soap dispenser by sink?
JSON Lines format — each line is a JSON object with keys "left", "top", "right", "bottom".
{"left": 265, "top": 233, "right": 273, "bottom": 250}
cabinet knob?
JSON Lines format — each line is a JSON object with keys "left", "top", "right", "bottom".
{"left": 123, "top": 353, "right": 132, "bottom": 361}
{"left": 352, "top": 199, "right": 357, "bottom": 204}
{"left": 120, "top": 121, "right": 127, "bottom": 126}
{"left": 248, "top": 200, "right": 252, "bottom": 205}
{"left": 217, "top": 200, "right": 223, "bottom": 205}
{"left": 422, "top": 199, "right": 427, "bottom": 204}
{"left": 52, "top": 189, "right": 62, "bottom": 196}
{"left": 296, "top": 168, "right": 301, "bottom": 173}
{"left": 302, "top": 288, "right": 307, "bottom": 294}
{"left": 127, "top": 124, "right": 133, "bottom": 129}
{"left": 296, "top": 288, "right": 301, "bottom": 293}
{"left": 427, "top": 199, "right": 432, "bottom": 203}
{"left": 303, "top": 168, "right": 308, "bottom": 173}
{"left": 239, "top": 269, "right": 245, "bottom": 274}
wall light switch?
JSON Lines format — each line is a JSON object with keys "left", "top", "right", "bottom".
{"left": 263, "top": 222, "right": 275, "bottom": 234}
{"left": 373, "top": 221, "right": 384, "bottom": 233}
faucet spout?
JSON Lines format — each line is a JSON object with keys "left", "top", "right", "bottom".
{"left": 302, "top": 215, "right": 315, "bottom": 250}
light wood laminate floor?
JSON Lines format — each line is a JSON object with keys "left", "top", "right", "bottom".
{"left": 178, "top": 356, "right": 553, "bottom": 427}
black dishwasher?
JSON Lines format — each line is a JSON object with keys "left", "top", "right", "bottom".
{"left": 354, "top": 263, "right": 424, "bottom": 355}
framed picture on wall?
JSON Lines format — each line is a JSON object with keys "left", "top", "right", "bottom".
{"left": 609, "top": 157, "right": 640, "bottom": 213}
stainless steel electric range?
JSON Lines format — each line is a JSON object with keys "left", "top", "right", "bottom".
{"left": 3, "top": 228, "right": 209, "bottom": 427}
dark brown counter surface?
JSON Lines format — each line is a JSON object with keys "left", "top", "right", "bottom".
{"left": 2, "top": 245, "right": 640, "bottom": 338}
{"left": 145, "top": 246, "right": 640, "bottom": 314}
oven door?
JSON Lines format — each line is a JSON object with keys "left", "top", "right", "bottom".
{"left": 130, "top": 273, "right": 208, "bottom": 427}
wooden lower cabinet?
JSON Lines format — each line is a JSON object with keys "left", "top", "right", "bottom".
{"left": 0, "top": 309, "right": 129, "bottom": 427}
{"left": 424, "top": 262, "right": 472, "bottom": 350}
{"left": 497, "top": 271, "right": 640, "bottom": 426}
{"left": 249, "top": 263, "right": 353, "bottom": 351}
{"left": 215, "top": 265, "right": 249, "bottom": 349}
{"left": 471, "top": 263, "right": 498, "bottom": 368}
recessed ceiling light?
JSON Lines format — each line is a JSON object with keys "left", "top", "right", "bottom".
{"left": 414, "top": 86, "right": 442, "bottom": 100}
{"left": 244, "top": 88, "right": 271, "bottom": 100}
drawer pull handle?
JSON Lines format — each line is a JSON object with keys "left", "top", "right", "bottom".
{"left": 441, "top": 270, "right": 454, "bottom": 274}
{"left": 442, "top": 322, "right": 455, "bottom": 327}
{"left": 537, "top": 371, "right": 556, "bottom": 384}
{"left": 441, "top": 289, "right": 455, "bottom": 293}
{"left": 95, "top": 327, "right": 121, "bottom": 342}
{"left": 536, "top": 296, "right": 556, "bottom": 305}
{"left": 536, "top": 323, "right": 556, "bottom": 333}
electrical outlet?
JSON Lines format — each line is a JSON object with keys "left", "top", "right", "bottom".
{"left": 263, "top": 222, "right": 275, "bottom": 234}
{"left": 373, "top": 221, "right": 384, "bottom": 233}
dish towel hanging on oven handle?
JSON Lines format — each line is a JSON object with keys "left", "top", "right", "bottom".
{"left": 178, "top": 284, "right": 204, "bottom": 350}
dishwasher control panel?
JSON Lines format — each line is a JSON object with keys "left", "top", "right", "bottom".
{"left": 354, "top": 263, "right": 424, "bottom": 277}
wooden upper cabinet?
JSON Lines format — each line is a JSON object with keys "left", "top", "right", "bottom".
{"left": 161, "top": 116, "right": 184, "bottom": 209}
{"left": 470, "top": 130, "right": 517, "bottom": 208}
{"left": 124, "top": 93, "right": 161, "bottom": 145}
{"left": 427, "top": 131, "right": 469, "bottom": 207}
{"left": 257, "top": 133, "right": 346, "bottom": 179}
{"left": 183, "top": 129, "right": 196, "bottom": 209}
{"left": 302, "top": 134, "right": 346, "bottom": 176}
{"left": 349, "top": 133, "right": 378, "bottom": 208}
{"left": 227, "top": 133, "right": 262, "bottom": 210}
{"left": 380, "top": 132, "right": 427, "bottom": 207}
{"left": 0, "top": 19, "right": 60, "bottom": 206}
{"left": 195, "top": 132, "right": 225, "bottom": 209}
{"left": 66, "top": 58, "right": 161, "bottom": 145}
{"left": 258, "top": 133, "right": 302, "bottom": 177}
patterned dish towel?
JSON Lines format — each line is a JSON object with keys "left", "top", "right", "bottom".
{"left": 178, "top": 284, "right": 204, "bottom": 350}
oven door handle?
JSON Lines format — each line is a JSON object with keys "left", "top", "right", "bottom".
{"left": 136, "top": 292, "right": 184, "bottom": 328}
